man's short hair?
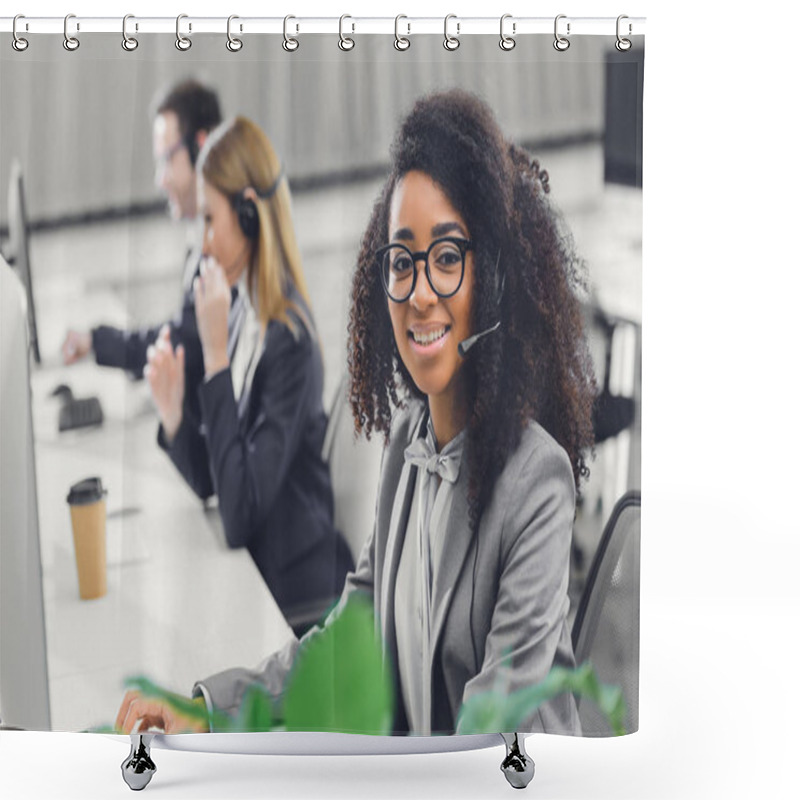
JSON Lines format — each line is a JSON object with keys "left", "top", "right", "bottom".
{"left": 154, "top": 79, "right": 222, "bottom": 166}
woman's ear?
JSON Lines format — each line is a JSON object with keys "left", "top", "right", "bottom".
{"left": 241, "top": 186, "right": 258, "bottom": 203}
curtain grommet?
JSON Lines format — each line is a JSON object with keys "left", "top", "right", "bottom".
{"left": 338, "top": 14, "right": 355, "bottom": 51}
{"left": 12, "top": 15, "right": 29, "bottom": 52}
{"left": 283, "top": 15, "right": 299, "bottom": 52}
{"left": 615, "top": 15, "right": 632, "bottom": 51}
{"left": 444, "top": 14, "right": 460, "bottom": 51}
{"left": 122, "top": 14, "right": 139, "bottom": 51}
{"left": 394, "top": 15, "right": 410, "bottom": 51}
{"left": 175, "top": 14, "right": 192, "bottom": 51}
{"left": 226, "top": 15, "right": 243, "bottom": 52}
{"left": 63, "top": 13, "right": 80, "bottom": 52}
{"left": 553, "top": 14, "right": 570, "bottom": 52}
{"left": 499, "top": 14, "right": 516, "bottom": 51}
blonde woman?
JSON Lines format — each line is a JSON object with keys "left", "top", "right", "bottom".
{"left": 145, "top": 116, "right": 352, "bottom": 635}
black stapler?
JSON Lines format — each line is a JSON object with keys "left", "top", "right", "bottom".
{"left": 51, "top": 384, "right": 104, "bottom": 432}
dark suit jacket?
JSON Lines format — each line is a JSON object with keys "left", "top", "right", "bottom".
{"left": 159, "top": 290, "right": 351, "bottom": 618}
{"left": 196, "top": 400, "right": 580, "bottom": 736}
{"left": 91, "top": 253, "right": 205, "bottom": 420}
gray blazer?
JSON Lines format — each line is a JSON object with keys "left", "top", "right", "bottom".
{"left": 196, "top": 400, "right": 580, "bottom": 735}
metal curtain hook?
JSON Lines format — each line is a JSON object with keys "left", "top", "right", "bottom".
{"left": 283, "top": 15, "right": 299, "bottom": 52}
{"left": 227, "top": 15, "right": 243, "bottom": 51}
{"left": 63, "top": 13, "right": 80, "bottom": 51}
{"left": 175, "top": 14, "right": 192, "bottom": 51}
{"left": 499, "top": 14, "right": 516, "bottom": 51}
{"left": 553, "top": 14, "right": 570, "bottom": 52}
{"left": 122, "top": 14, "right": 139, "bottom": 51}
{"left": 12, "top": 14, "right": 29, "bottom": 52}
{"left": 444, "top": 14, "right": 460, "bottom": 51}
{"left": 394, "top": 15, "right": 410, "bottom": 51}
{"left": 339, "top": 14, "right": 355, "bottom": 51}
{"left": 615, "top": 14, "right": 632, "bottom": 51}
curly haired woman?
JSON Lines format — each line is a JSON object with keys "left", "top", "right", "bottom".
{"left": 117, "top": 90, "right": 596, "bottom": 737}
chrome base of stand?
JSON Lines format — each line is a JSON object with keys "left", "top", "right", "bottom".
{"left": 121, "top": 734, "right": 157, "bottom": 791}
{"left": 118, "top": 731, "right": 532, "bottom": 789}
{"left": 500, "top": 733, "right": 535, "bottom": 789}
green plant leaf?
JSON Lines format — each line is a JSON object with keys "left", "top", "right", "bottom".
{"left": 452, "top": 691, "right": 509, "bottom": 734}
{"left": 457, "top": 662, "right": 627, "bottom": 736}
{"left": 84, "top": 725, "right": 117, "bottom": 734}
{"left": 282, "top": 594, "right": 393, "bottom": 735}
{"left": 231, "top": 683, "right": 273, "bottom": 732}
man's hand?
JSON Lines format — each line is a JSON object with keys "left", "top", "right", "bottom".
{"left": 61, "top": 329, "right": 92, "bottom": 364}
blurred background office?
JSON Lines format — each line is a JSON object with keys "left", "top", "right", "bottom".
{"left": 0, "top": 33, "right": 641, "bottom": 730}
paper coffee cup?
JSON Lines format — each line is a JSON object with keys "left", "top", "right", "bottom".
{"left": 67, "top": 477, "right": 107, "bottom": 600}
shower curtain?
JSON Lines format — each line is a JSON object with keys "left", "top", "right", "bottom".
{"left": 0, "top": 18, "right": 643, "bottom": 749}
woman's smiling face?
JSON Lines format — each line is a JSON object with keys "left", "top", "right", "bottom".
{"left": 386, "top": 170, "right": 474, "bottom": 408}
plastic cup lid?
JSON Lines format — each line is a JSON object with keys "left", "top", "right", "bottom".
{"left": 66, "top": 476, "right": 106, "bottom": 506}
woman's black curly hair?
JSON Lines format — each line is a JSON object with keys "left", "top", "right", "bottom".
{"left": 348, "top": 89, "right": 596, "bottom": 528}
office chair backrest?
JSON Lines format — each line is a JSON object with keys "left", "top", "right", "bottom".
{"left": 322, "top": 378, "right": 385, "bottom": 566}
{"left": 571, "top": 490, "right": 641, "bottom": 735}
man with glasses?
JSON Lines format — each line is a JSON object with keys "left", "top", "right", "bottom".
{"left": 61, "top": 80, "right": 222, "bottom": 391}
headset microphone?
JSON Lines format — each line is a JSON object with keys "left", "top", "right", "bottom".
{"left": 457, "top": 320, "right": 501, "bottom": 358}
{"left": 458, "top": 249, "right": 505, "bottom": 358}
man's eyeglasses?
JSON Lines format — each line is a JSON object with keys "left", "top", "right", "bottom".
{"left": 376, "top": 237, "right": 473, "bottom": 302}
{"left": 154, "top": 139, "right": 187, "bottom": 172}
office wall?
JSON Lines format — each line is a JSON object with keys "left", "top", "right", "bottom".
{"left": 0, "top": 33, "right": 606, "bottom": 226}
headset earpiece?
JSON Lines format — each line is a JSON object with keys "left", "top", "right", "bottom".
{"left": 231, "top": 171, "right": 284, "bottom": 242}
{"left": 233, "top": 192, "right": 260, "bottom": 240}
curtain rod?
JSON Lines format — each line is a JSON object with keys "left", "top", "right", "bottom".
{"left": 1, "top": 16, "right": 646, "bottom": 37}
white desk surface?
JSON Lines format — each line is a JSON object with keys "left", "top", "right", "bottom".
{"left": 30, "top": 361, "right": 294, "bottom": 733}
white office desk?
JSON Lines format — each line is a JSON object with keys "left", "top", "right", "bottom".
{"left": 30, "top": 363, "right": 294, "bottom": 732}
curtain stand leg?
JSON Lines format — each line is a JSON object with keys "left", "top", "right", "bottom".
{"left": 121, "top": 733, "right": 157, "bottom": 791}
{"left": 500, "top": 732, "right": 535, "bottom": 789}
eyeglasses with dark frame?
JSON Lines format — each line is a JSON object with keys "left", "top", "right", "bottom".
{"left": 376, "top": 236, "right": 474, "bottom": 303}
{"left": 154, "top": 138, "right": 188, "bottom": 173}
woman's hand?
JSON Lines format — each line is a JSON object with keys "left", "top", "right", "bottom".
{"left": 145, "top": 326, "right": 185, "bottom": 442}
{"left": 194, "top": 259, "right": 231, "bottom": 378}
{"left": 115, "top": 690, "right": 209, "bottom": 735}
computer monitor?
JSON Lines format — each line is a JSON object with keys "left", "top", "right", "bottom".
{"left": 3, "top": 160, "right": 41, "bottom": 364}
{"left": 0, "top": 256, "right": 51, "bottom": 731}
{"left": 604, "top": 48, "right": 644, "bottom": 188}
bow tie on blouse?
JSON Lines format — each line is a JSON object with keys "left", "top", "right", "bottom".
{"left": 404, "top": 436, "right": 462, "bottom": 484}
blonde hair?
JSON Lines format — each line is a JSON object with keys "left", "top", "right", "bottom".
{"left": 199, "top": 116, "right": 311, "bottom": 333}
